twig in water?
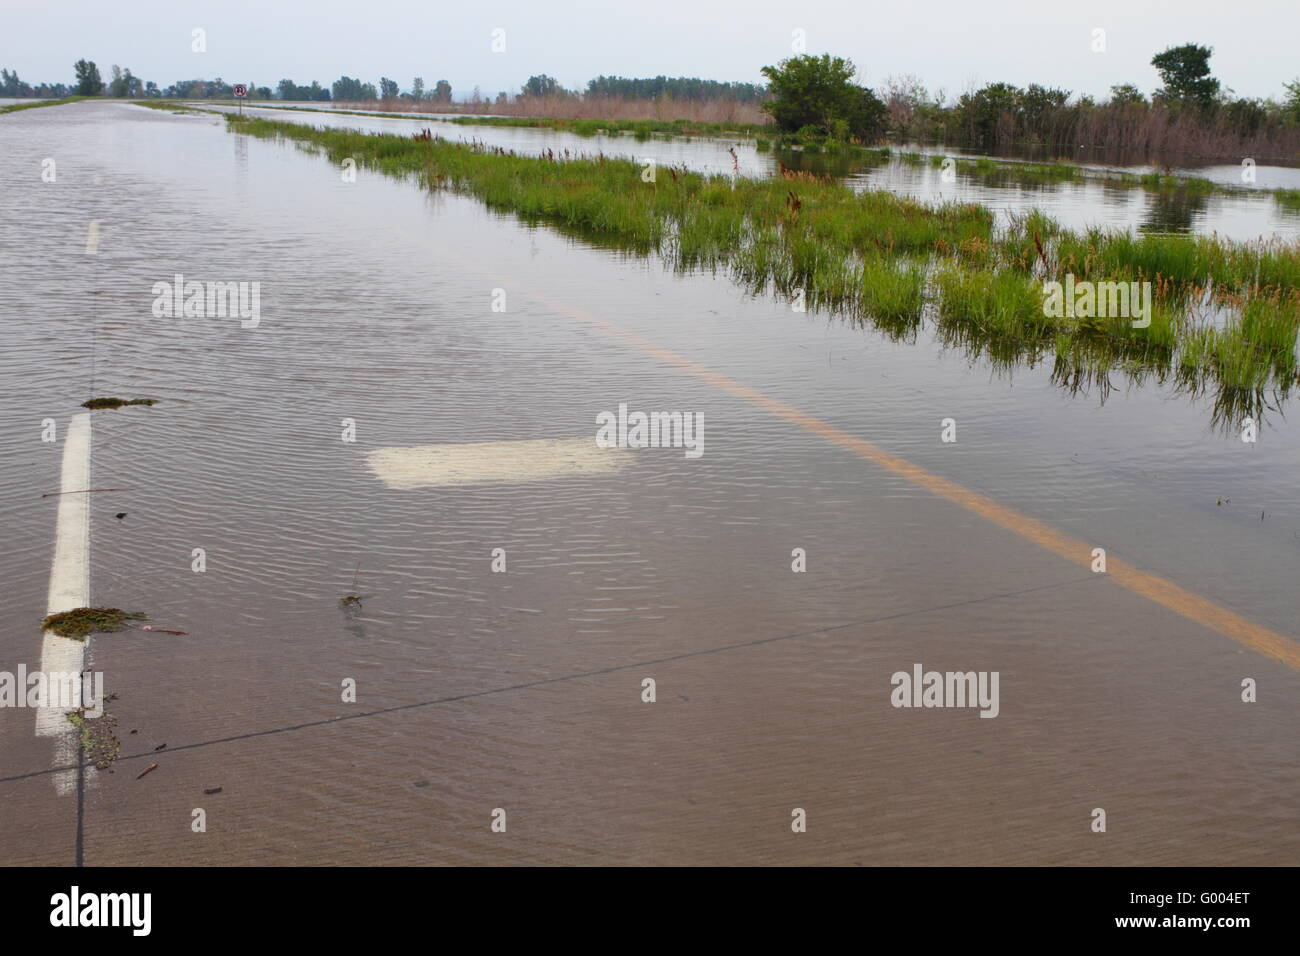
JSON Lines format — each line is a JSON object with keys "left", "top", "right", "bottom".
{"left": 42, "top": 488, "right": 129, "bottom": 498}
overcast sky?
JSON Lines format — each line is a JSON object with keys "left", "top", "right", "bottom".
{"left": 5, "top": 0, "right": 1297, "bottom": 100}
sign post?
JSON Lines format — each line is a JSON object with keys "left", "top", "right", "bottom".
{"left": 233, "top": 83, "right": 247, "bottom": 116}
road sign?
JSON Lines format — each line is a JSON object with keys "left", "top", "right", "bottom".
{"left": 233, "top": 84, "right": 247, "bottom": 97}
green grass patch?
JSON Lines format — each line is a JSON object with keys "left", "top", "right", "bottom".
{"left": 0, "top": 96, "right": 88, "bottom": 115}
{"left": 222, "top": 114, "right": 1300, "bottom": 403}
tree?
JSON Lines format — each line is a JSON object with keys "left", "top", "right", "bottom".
{"left": 521, "top": 74, "right": 560, "bottom": 98}
{"left": 379, "top": 77, "right": 399, "bottom": 101}
{"left": 1019, "top": 84, "right": 1070, "bottom": 130}
{"left": 411, "top": 77, "right": 425, "bottom": 102}
{"left": 956, "top": 82, "right": 1021, "bottom": 147}
{"left": 1283, "top": 78, "right": 1300, "bottom": 123}
{"left": 585, "top": 75, "right": 765, "bottom": 103}
{"left": 332, "top": 76, "right": 377, "bottom": 101}
{"left": 74, "top": 59, "right": 104, "bottom": 96}
{"left": 1108, "top": 83, "right": 1146, "bottom": 106}
{"left": 433, "top": 79, "right": 451, "bottom": 103}
{"left": 1, "top": 68, "right": 34, "bottom": 97}
{"left": 760, "top": 54, "right": 887, "bottom": 141}
{"left": 1151, "top": 44, "right": 1219, "bottom": 107}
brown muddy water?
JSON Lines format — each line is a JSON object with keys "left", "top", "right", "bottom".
{"left": 1, "top": 100, "right": 1297, "bottom": 866}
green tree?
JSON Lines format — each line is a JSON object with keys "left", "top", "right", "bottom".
{"left": 1283, "top": 78, "right": 1300, "bottom": 122}
{"left": 433, "top": 79, "right": 452, "bottom": 103}
{"left": 521, "top": 74, "right": 560, "bottom": 98}
{"left": 411, "top": 77, "right": 425, "bottom": 102}
{"left": 1, "top": 68, "right": 34, "bottom": 97}
{"left": 73, "top": 59, "right": 103, "bottom": 96}
{"left": 760, "top": 54, "right": 887, "bottom": 141}
{"left": 1108, "top": 83, "right": 1146, "bottom": 106}
{"left": 110, "top": 67, "right": 143, "bottom": 98}
{"left": 1018, "top": 83, "right": 1070, "bottom": 136}
{"left": 956, "top": 82, "right": 1021, "bottom": 147}
{"left": 379, "top": 77, "right": 399, "bottom": 101}
{"left": 332, "top": 75, "right": 377, "bottom": 101}
{"left": 1151, "top": 44, "right": 1220, "bottom": 107}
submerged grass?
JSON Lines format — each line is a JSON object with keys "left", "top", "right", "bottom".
{"left": 448, "top": 115, "right": 771, "bottom": 139}
{"left": 43, "top": 607, "right": 147, "bottom": 641}
{"left": 67, "top": 700, "right": 120, "bottom": 771}
{"left": 222, "top": 114, "right": 1300, "bottom": 417}
{"left": 0, "top": 96, "right": 87, "bottom": 115}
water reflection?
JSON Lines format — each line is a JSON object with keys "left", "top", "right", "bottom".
{"left": 1140, "top": 185, "right": 1210, "bottom": 234}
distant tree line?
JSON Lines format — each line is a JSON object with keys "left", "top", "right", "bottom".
{"left": 584, "top": 74, "right": 765, "bottom": 102}
{"left": 15, "top": 49, "right": 1297, "bottom": 160}
{"left": 2, "top": 67, "right": 71, "bottom": 98}
{"left": 8, "top": 60, "right": 766, "bottom": 113}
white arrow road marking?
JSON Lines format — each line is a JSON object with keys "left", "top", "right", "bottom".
{"left": 365, "top": 438, "right": 631, "bottom": 489}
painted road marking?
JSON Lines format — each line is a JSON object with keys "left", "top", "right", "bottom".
{"left": 37, "top": 413, "right": 91, "bottom": 794}
{"left": 365, "top": 437, "right": 630, "bottom": 489}
{"left": 514, "top": 288, "right": 1300, "bottom": 673}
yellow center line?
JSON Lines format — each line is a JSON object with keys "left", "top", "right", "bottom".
{"left": 519, "top": 287, "right": 1300, "bottom": 672}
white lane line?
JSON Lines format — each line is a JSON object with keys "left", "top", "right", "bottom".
{"left": 365, "top": 438, "right": 631, "bottom": 489}
{"left": 36, "top": 413, "right": 91, "bottom": 794}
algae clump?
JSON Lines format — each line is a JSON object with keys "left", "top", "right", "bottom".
{"left": 43, "top": 606, "right": 147, "bottom": 640}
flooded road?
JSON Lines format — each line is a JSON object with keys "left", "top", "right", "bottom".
{"left": 2, "top": 101, "right": 1297, "bottom": 865}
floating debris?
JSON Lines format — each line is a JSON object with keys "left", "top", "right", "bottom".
{"left": 41, "top": 487, "right": 130, "bottom": 498}
{"left": 153, "top": 743, "right": 167, "bottom": 751}
{"left": 43, "top": 607, "right": 147, "bottom": 641}
{"left": 203, "top": 786, "right": 223, "bottom": 795}
{"left": 115, "top": 512, "right": 127, "bottom": 520}
{"left": 81, "top": 397, "right": 156, "bottom": 410}
{"left": 67, "top": 695, "right": 120, "bottom": 771}
{"left": 340, "top": 560, "right": 364, "bottom": 607}
{"left": 136, "top": 763, "right": 159, "bottom": 780}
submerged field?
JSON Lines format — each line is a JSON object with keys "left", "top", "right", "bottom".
{"left": 220, "top": 112, "right": 1300, "bottom": 429}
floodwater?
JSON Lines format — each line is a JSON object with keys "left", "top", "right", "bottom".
{"left": 1, "top": 100, "right": 1296, "bottom": 866}
{"left": 217, "top": 101, "right": 1300, "bottom": 241}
